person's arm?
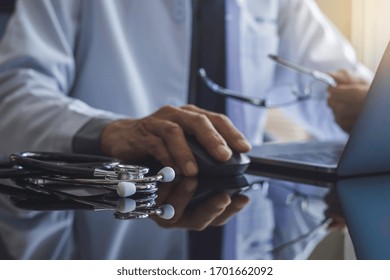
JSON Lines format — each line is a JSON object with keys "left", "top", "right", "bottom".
{"left": 72, "top": 118, "right": 114, "bottom": 155}
{"left": 0, "top": 0, "right": 121, "bottom": 155}
{"left": 275, "top": 0, "right": 373, "bottom": 140}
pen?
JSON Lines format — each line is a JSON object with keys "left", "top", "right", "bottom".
{"left": 268, "top": 54, "right": 337, "bottom": 87}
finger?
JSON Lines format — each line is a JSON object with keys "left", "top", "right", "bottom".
{"left": 210, "top": 195, "right": 249, "bottom": 226}
{"left": 163, "top": 177, "right": 198, "bottom": 223}
{"left": 327, "top": 86, "right": 362, "bottom": 102}
{"left": 327, "top": 95, "right": 348, "bottom": 116}
{"left": 327, "top": 94, "right": 337, "bottom": 110}
{"left": 328, "top": 69, "right": 354, "bottom": 84}
{"left": 182, "top": 193, "right": 231, "bottom": 231}
{"left": 141, "top": 134, "right": 176, "bottom": 167}
{"left": 156, "top": 181, "right": 178, "bottom": 205}
{"left": 329, "top": 69, "right": 369, "bottom": 85}
{"left": 142, "top": 117, "right": 198, "bottom": 176}
{"left": 171, "top": 106, "right": 233, "bottom": 162}
{"left": 152, "top": 179, "right": 193, "bottom": 229}
{"left": 182, "top": 105, "right": 251, "bottom": 153}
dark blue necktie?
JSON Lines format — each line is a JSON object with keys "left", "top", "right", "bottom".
{"left": 188, "top": 0, "right": 226, "bottom": 260}
{"left": 188, "top": 0, "right": 226, "bottom": 114}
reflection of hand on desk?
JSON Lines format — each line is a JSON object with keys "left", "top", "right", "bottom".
{"left": 153, "top": 176, "right": 249, "bottom": 230}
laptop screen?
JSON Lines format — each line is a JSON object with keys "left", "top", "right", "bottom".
{"left": 337, "top": 175, "right": 390, "bottom": 259}
{"left": 338, "top": 43, "right": 390, "bottom": 176}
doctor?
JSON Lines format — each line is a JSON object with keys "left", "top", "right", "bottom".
{"left": 0, "top": 0, "right": 371, "bottom": 259}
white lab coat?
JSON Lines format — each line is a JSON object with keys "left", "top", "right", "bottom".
{"left": 0, "top": 0, "right": 371, "bottom": 259}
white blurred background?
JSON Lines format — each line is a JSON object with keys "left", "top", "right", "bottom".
{"left": 317, "top": 0, "right": 390, "bottom": 72}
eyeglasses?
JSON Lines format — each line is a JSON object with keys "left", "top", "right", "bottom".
{"left": 199, "top": 54, "right": 337, "bottom": 108}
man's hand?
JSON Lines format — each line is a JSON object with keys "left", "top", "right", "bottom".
{"left": 328, "top": 69, "right": 370, "bottom": 133}
{"left": 100, "top": 105, "right": 251, "bottom": 176}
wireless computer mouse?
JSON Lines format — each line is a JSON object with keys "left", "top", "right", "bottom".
{"left": 186, "top": 136, "right": 251, "bottom": 176}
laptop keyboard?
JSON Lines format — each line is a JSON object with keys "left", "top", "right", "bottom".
{"left": 272, "top": 147, "right": 344, "bottom": 165}
{"left": 249, "top": 141, "right": 347, "bottom": 168}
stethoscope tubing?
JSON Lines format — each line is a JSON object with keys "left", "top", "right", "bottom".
{"left": 9, "top": 152, "right": 119, "bottom": 178}
{"left": 6, "top": 152, "right": 172, "bottom": 185}
{"left": 40, "top": 174, "right": 165, "bottom": 185}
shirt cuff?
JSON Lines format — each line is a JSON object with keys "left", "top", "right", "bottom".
{"left": 72, "top": 118, "right": 114, "bottom": 155}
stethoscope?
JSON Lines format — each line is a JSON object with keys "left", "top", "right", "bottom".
{"left": 6, "top": 151, "right": 175, "bottom": 197}
{"left": 0, "top": 151, "right": 176, "bottom": 220}
{"left": 10, "top": 179, "right": 175, "bottom": 220}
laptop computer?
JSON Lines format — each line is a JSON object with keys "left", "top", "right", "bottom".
{"left": 336, "top": 174, "right": 390, "bottom": 259}
{"left": 248, "top": 42, "right": 390, "bottom": 179}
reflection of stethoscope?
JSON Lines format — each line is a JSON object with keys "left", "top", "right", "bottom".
{"left": 9, "top": 179, "right": 175, "bottom": 220}
{"left": 0, "top": 152, "right": 176, "bottom": 220}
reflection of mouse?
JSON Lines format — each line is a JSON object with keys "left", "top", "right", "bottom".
{"left": 186, "top": 136, "right": 251, "bottom": 176}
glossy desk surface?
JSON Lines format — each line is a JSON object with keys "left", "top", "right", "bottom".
{"left": 0, "top": 163, "right": 386, "bottom": 260}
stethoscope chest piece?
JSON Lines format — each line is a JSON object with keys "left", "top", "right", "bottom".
{"left": 114, "top": 164, "right": 149, "bottom": 179}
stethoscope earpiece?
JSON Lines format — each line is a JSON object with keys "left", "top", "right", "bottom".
{"left": 157, "top": 204, "right": 175, "bottom": 220}
{"left": 116, "top": 182, "right": 136, "bottom": 197}
{"left": 113, "top": 204, "right": 175, "bottom": 220}
{"left": 116, "top": 198, "right": 136, "bottom": 213}
{"left": 157, "top": 167, "right": 175, "bottom": 182}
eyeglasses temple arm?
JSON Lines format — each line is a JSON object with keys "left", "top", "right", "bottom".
{"left": 198, "top": 68, "right": 266, "bottom": 106}
{"left": 268, "top": 54, "right": 336, "bottom": 87}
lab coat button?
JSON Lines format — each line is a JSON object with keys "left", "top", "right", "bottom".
{"left": 172, "top": 0, "right": 185, "bottom": 23}
{"left": 250, "top": 241, "right": 260, "bottom": 248}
